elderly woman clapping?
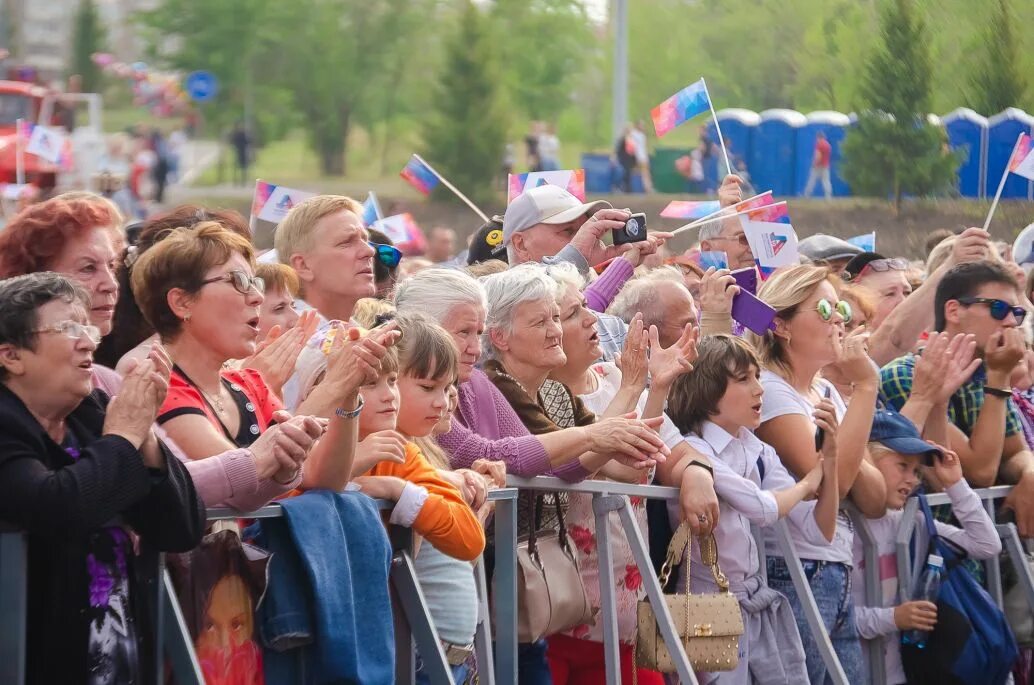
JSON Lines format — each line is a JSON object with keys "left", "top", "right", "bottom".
{"left": 0, "top": 272, "right": 204, "bottom": 684}
{"left": 394, "top": 267, "right": 670, "bottom": 480}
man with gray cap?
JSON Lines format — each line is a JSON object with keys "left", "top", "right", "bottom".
{"left": 798, "top": 233, "right": 864, "bottom": 273}
{"left": 503, "top": 184, "right": 667, "bottom": 272}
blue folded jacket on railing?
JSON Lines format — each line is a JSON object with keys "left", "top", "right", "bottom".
{"left": 252, "top": 490, "right": 395, "bottom": 685}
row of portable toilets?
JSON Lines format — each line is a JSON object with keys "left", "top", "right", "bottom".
{"left": 581, "top": 107, "right": 1034, "bottom": 199}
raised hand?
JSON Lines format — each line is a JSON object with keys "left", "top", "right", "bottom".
{"left": 648, "top": 323, "right": 698, "bottom": 388}
{"left": 984, "top": 328, "right": 1025, "bottom": 380}
{"left": 324, "top": 321, "right": 402, "bottom": 399}
{"left": 929, "top": 445, "right": 963, "bottom": 488}
{"left": 697, "top": 268, "right": 739, "bottom": 315}
{"left": 718, "top": 174, "right": 744, "bottom": 208}
{"left": 949, "top": 227, "right": 991, "bottom": 266}
{"left": 833, "top": 327, "right": 878, "bottom": 386}
{"left": 240, "top": 310, "right": 319, "bottom": 396}
{"left": 616, "top": 314, "right": 649, "bottom": 395}
{"left": 913, "top": 332, "right": 980, "bottom": 405}
{"left": 104, "top": 343, "right": 171, "bottom": 449}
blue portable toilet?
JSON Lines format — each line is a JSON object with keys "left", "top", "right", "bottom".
{"left": 942, "top": 108, "right": 987, "bottom": 199}
{"left": 750, "top": 109, "right": 807, "bottom": 197}
{"left": 986, "top": 108, "right": 1034, "bottom": 200}
{"left": 797, "top": 111, "right": 851, "bottom": 197}
{"left": 581, "top": 153, "right": 613, "bottom": 194}
{"left": 705, "top": 109, "right": 760, "bottom": 178}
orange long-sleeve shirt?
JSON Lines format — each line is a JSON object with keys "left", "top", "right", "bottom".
{"left": 366, "top": 443, "right": 485, "bottom": 561}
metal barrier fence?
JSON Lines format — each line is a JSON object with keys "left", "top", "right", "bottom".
{"left": 2, "top": 481, "right": 1034, "bottom": 684}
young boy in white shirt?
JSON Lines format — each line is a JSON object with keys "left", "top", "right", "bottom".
{"left": 851, "top": 409, "right": 1000, "bottom": 685}
{"left": 666, "top": 335, "right": 840, "bottom": 684}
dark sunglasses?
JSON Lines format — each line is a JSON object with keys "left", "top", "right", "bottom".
{"left": 957, "top": 297, "right": 1027, "bottom": 324}
{"left": 370, "top": 242, "right": 402, "bottom": 268}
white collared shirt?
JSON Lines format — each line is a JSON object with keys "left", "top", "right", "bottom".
{"left": 668, "top": 421, "right": 829, "bottom": 593}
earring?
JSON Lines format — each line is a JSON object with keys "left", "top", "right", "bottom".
{"left": 183, "top": 313, "right": 191, "bottom": 323}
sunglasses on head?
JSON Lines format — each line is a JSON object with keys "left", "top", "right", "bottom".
{"left": 815, "top": 298, "right": 853, "bottom": 324}
{"left": 369, "top": 242, "right": 402, "bottom": 268}
{"left": 957, "top": 297, "right": 1027, "bottom": 324}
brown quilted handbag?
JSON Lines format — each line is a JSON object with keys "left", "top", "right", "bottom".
{"left": 635, "top": 523, "right": 744, "bottom": 673}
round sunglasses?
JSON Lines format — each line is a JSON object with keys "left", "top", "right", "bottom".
{"left": 815, "top": 298, "right": 853, "bottom": 324}
{"left": 957, "top": 297, "right": 1027, "bottom": 324}
{"left": 369, "top": 242, "right": 402, "bottom": 268}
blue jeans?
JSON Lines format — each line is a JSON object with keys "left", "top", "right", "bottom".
{"left": 766, "top": 557, "right": 864, "bottom": 685}
{"left": 519, "top": 639, "right": 554, "bottom": 685}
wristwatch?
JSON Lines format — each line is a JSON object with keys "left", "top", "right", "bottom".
{"left": 335, "top": 395, "right": 365, "bottom": 419}
{"left": 983, "top": 385, "right": 1012, "bottom": 399}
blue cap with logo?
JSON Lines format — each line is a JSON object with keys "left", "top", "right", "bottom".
{"left": 869, "top": 408, "right": 942, "bottom": 463}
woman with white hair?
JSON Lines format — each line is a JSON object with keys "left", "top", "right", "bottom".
{"left": 394, "top": 267, "right": 667, "bottom": 480}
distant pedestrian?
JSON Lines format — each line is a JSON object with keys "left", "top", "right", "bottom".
{"left": 630, "top": 120, "right": 653, "bottom": 193}
{"left": 614, "top": 124, "right": 637, "bottom": 192}
{"left": 538, "top": 123, "right": 560, "bottom": 171}
{"left": 524, "top": 121, "right": 541, "bottom": 172}
{"left": 229, "top": 122, "right": 251, "bottom": 186}
{"left": 803, "top": 131, "right": 833, "bottom": 199}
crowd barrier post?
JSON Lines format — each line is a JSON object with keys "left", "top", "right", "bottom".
{"left": 984, "top": 498, "right": 1004, "bottom": 607}
{"left": 847, "top": 508, "right": 887, "bottom": 685}
{"left": 771, "top": 520, "right": 850, "bottom": 685}
{"left": 162, "top": 566, "right": 204, "bottom": 683}
{"left": 894, "top": 496, "right": 921, "bottom": 597}
{"left": 492, "top": 488, "right": 519, "bottom": 685}
{"left": 592, "top": 494, "right": 625, "bottom": 683}
{"left": 0, "top": 529, "right": 27, "bottom": 685}
{"left": 473, "top": 557, "right": 497, "bottom": 685}
{"left": 999, "top": 523, "right": 1034, "bottom": 613}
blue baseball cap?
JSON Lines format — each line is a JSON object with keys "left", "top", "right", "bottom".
{"left": 869, "top": 409, "right": 942, "bottom": 463}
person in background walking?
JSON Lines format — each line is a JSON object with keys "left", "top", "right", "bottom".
{"left": 539, "top": 123, "right": 561, "bottom": 172}
{"left": 615, "top": 124, "right": 638, "bottom": 193}
{"left": 525, "top": 121, "right": 542, "bottom": 172}
{"left": 803, "top": 131, "right": 833, "bottom": 200}
{"left": 631, "top": 120, "right": 653, "bottom": 193}
{"left": 230, "top": 122, "right": 251, "bottom": 187}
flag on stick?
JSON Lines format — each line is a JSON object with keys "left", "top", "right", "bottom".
{"left": 739, "top": 203, "right": 798, "bottom": 279}
{"left": 660, "top": 200, "right": 720, "bottom": 220}
{"left": 983, "top": 132, "right": 1032, "bottom": 230}
{"left": 400, "top": 154, "right": 489, "bottom": 223}
{"left": 508, "top": 169, "right": 585, "bottom": 203}
{"left": 373, "top": 213, "right": 427, "bottom": 255}
{"left": 651, "top": 79, "right": 710, "bottom": 138}
{"left": 669, "top": 191, "right": 776, "bottom": 235}
{"left": 400, "top": 155, "right": 440, "bottom": 195}
{"left": 362, "top": 191, "right": 384, "bottom": 226}
{"left": 250, "top": 180, "right": 316, "bottom": 225}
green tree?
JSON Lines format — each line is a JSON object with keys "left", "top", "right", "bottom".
{"left": 965, "top": 0, "right": 1026, "bottom": 116}
{"left": 841, "top": 0, "right": 958, "bottom": 212}
{"left": 70, "top": 0, "right": 105, "bottom": 93}
{"left": 423, "top": 1, "right": 508, "bottom": 205}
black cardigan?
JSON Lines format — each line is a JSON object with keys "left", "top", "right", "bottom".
{"left": 0, "top": 383, "right": 204, "bottom": 684}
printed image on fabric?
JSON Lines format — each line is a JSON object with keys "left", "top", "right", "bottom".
{"left": 168, "top": 529, "right": 270, "bottom": 685}
{"left": 86, "top": 527, "right": 141, "bottom": 685}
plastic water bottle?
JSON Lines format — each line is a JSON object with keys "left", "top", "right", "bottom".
{"left": 901, "top": 554, "right": 945, "bottom": 649}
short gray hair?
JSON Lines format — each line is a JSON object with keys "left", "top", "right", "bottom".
{"left": 481, "top": 263, "right": 561, "bottom": 359}
{"left": 543, "top": 261, "right": 585, "bottom": 293}
{"left": 0, "top": 273, "right": 90, "bottom": 377}
{"left": 394, "top": 267, "right": 488, "bottom": 325}
{"left": 697, "top": 216, "right": 725, "bottom": 242}
{"left": 609, "top": 267, "right": 690, "bottom": 328}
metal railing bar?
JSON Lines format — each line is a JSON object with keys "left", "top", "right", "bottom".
{"left": 847, "top": 508, "right": 887, "bottom": 685}
{"left": 592, "top": 494, "right": 624, "bottom": 685}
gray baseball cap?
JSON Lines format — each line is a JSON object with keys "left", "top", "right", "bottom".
{"left": 798, "top": 234, "right": 864, "bottom": 262}
{"left": 502, "top": 184, "right": 611, "bottom": 246}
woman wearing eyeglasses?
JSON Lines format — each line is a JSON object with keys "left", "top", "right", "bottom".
{"left": 841, "top": 252, "right": 912, "bottom": 331}
{"left": 746, "top": 264, "right": 884, "bottom": 685}
{"left": 130, "top": 222, "right": 384, "bottom": 492}
{"left": 0, "top": 272, "right": 204, "bottom": 684}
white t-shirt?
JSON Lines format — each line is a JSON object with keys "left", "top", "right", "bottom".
{"left": 759, "top": 369, "right": 853, "bottom": 564}
{"left": 629, "top": 130, "right": 649, "bottom": 164}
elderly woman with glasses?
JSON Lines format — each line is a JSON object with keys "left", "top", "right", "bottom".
{"left": 747, "top": 264, "right": 884, "bottom": 684}
{"left": 131, "top": 222, "right": 390, "bottom": 492}
{"left": 0, "top": 272, "right": 204, "bottom": 684}
{"left": 840, "top": 252, "right": 912, "bottom": 331}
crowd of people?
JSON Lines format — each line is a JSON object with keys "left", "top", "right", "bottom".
{"left": 1, "top": 173, "right": 1033, "bottom": 685}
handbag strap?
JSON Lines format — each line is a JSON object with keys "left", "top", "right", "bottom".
{"left": 916, "top": 491, "right": 939, "bottom": 542}
{"left": 527, "top": 492, "right": 572, "bottom": 558}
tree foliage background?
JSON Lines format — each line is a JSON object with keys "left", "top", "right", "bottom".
{"left": 138, "top": 0, "right": 1034, "bottom": 196}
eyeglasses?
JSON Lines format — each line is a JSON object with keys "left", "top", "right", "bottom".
{"left": 816, "top": 298, "right": 853, "bottom": 324}
{"left": 957, "top": 297, "right": 1027, "bottom": 324}
{"left": 857, "top": 258, "right": 908, "bottom": 277}
{"left": 201, "top": 270, "right": 265, "bottom": 295}
{"left": 33, "top": 320, "right": 101, "bottom": 344}
{"left": 712, "top": 233, "right": 749, "bottom": 247}
{"left": 369, "top": 242, "right": 402, "bottom": 268}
